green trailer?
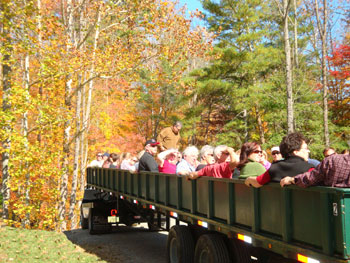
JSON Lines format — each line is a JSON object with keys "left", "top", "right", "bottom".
{"left": 82, "top": 167, "right": 350, "bottom": 263}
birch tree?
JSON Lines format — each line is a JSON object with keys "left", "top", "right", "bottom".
{"left": 315, "top": 0, "right": 330, "bottom": 146}
{"left": 1, "top": 0, "right": 12, "bottom": 220}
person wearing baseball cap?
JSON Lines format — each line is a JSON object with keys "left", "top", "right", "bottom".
{"left": 138, "top": 139, "right": 160, "bottom": 172}
{"left": 271, "top": 146, "right": 283, "bottom": 163}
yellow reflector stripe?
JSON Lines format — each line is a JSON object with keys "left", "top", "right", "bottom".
{"left": 237, "top": 234, "right": 244, "bottom": 241}
{"left": 297, "top": 254, "right": 320, "bottom": 263}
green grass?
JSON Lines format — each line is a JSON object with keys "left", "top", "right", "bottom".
{"left": 0, "top": 226, "right": 107, "bottom": 263}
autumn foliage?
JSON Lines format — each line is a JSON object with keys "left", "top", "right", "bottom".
{"left": 0, "top": 0, "right": 212, "bottom": 230}
{"left": 327, "top": 44, "right": 350, "bottom": 126}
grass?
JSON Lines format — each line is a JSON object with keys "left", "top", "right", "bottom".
{"left": 0, "top": 225, "right": 107, "bottom": 263}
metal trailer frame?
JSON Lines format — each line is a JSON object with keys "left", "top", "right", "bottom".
{"left": 86, "top": 167, "right": 350, "bottom": 263}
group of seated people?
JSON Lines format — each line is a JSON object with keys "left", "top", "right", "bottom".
{"left": 89, "top": 132, "right": 350, "bottom": 189}
{"left": 88, "top": 151, "right": 139, "bottom": 171}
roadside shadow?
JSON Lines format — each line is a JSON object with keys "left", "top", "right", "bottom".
{"left": 64, "top": 225, "right": 168, "bottom": 263}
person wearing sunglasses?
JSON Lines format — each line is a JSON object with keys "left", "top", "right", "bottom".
{"left": 213, "top": 145, "right": 232, "bottom": 164}
{"left": 138, "top": 139, "right": 160, "bottom": 172}
{"left": 245, "top": 132, "right": 315, "bottom": 188}
{"left": 271, "top": 146, "right": 283, "bottom": 163}
{"left": 237, "top": 142, "right": 266, "bottom": 179}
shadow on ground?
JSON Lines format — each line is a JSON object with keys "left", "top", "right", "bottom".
{"left": 64, "top": 224, "right": 168, "bottom": 263}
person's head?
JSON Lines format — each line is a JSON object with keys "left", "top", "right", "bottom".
{"left": 110, "top": 153, "right": 119, "bottom": 163}
{"left": 96, "top": 152, "right": 103, "bottom": 161}
{"left": 102, "top": 152, "right": 110, "bottom": 161}
{"left": 214, "top": 145, "right": 230, "bottom": 163}
{"left": 130, "top": 156, "right": 138, "bottom": 164}
{"left": 144, "top": 139, "right": 159, "bottom": 156}
{"left": 280, "top": 132, "right": 309, "bottom": 161}
{"left": 200, "top": 145, "right": 215, "bottom": 165}
{"left": 271, "top": 146, "right": 282, "bottom": 162}
{"left": 341, "top": 149, "right": 349, "bottom": 155}
{"left": 238, "top": 142, "right": 263, "bottom": 168}
{"left": 172, "top": 121, "right": 182, "bottom": 134}
{"left": 323, "top": 147, "right": 336, "bottom": 158}
{"left": 182, "top": 146, "right": 199, "bottom": 167}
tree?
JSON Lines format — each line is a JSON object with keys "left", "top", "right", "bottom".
{"left": 1, "top": 0, "right": 13, "bottom": 220}
{"left": 314, "top": 0, "right": 330, "bottom": 146}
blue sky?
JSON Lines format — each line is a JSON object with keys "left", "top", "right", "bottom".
{"left": 178, "top": 0, "right": 204, "bottom": 12}
{"left": 178, "top": 0, "right": 206, "bottom": 27}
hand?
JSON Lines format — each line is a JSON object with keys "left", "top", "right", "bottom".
{"left": 159, "top": 145, "right": 166, "bottom": 151}
{"left": 280, "top": 176, "right": 295, "bottom": 187}
{"left": 244, "top": 177, "right": 262, "bottom": 188}
{"left": 187, "top": 172, "right": 199, "bottom": 180}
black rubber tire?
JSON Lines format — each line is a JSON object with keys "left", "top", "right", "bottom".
{"left": 167, "top": 225, "right": 195, "bottom": 263}
{"left": 80, "top": 207, "right": 89, "bottom": 229}
{"left": 231, "top": 238, "right": 251, "bottom": 263}
{"left": 147, "top": 222, "right": 159, "bottom": 231}
{"left": 88, "top": 208, "right": 97, "bottom": 235}
{"left": 194, "top": 234, "right": 230, "bottom": 263}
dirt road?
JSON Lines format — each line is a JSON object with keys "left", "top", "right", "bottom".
{"left": 64, "top": 223, "right": 168, "bottom": 263}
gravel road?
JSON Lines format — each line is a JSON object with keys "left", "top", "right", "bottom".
{"left": 64, "top": 223, "right": 168, "bottom": 263}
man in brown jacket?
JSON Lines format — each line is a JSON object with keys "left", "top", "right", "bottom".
{"left": 157, "top": 121, "right": 182, "bottom": 151}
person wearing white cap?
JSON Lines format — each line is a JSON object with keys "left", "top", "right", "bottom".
{"left": 271, "top": 146, "right": 283, "bottom": 163}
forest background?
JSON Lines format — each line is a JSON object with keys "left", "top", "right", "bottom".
{"left": 0, "top": 0, "right": 349, "bottom": 231}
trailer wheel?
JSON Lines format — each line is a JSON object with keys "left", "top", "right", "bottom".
{"left": 88, "top": 207, "right": 112, "bottom": 235}
{"left": 194, "top": 234, "right": 230, "bottom": 263}
{"left": 80, "top": 207, "right": 88, "bottom": 229}
{"left": 88, "top": 208, "right": 97, "bottom": 235}
{"left": 167, "top": 225, "right": 194, "bottom": 263}
{"left": 231, "top": 238, "right": 251, "bottom": 263}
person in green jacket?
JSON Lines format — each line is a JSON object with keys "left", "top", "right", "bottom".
{"left": 238, "top": 142, "right": 266, "bottom": 179}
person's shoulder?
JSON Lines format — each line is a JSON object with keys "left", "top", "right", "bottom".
{"left": 244, "top": 161, "right": 265, "bottom": 170}
{"left": 139, "top": 152, "right": 150, "bottom": 161}
{"left": 162, "top": 126, "right": 172, "bottom": 132}
{"left": 177, "top": 159, "right": 187, "bottom": 166}
{"left": 328, "top": 153, "right": 350, "bottom": 163}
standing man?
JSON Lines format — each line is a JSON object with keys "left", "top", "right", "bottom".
{"left": 157, "top": 121, "right": 182, "bottom": 151}
{"left": 138, "top": 139, "right": 159, "bottom": 172}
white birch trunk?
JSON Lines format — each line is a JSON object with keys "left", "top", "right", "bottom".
{"left": 315, "top": 0, "right": 329, "bottom": 146}
{"left": 59, "top": 0, "right": 74, "bottom": 231}
{"left": 283, "top": 0, "right": 294, "bottom": 133}
{"left": 22, "top": 54, "right": 31, "bottom": 228}
{"left": 1, "top": 2, "right": 12, "bottom": 220}
{"left": 69, "top": 79, "right": 81, "bottom": 229}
